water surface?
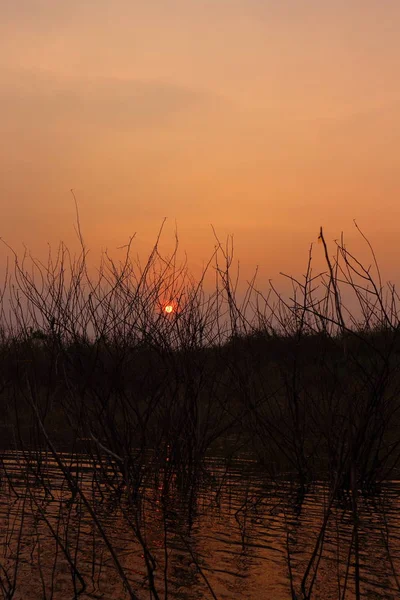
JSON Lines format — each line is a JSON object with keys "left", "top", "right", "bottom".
{"left": 1, "top": 452, "right": 400, "bottom": 599}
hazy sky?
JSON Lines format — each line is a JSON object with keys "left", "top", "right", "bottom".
{"left": 1, "top": 0, "right": 400, "bottom": 285}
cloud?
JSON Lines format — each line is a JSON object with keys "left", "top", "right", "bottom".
{"left": 0, "top": 68, "right": 218, "bottom": 131}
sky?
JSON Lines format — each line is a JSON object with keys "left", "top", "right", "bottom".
{"left": 1, "top": 0, "right": 400, "bottom": 290}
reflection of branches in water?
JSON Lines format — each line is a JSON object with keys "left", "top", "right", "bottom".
{"left": 0, "top": 482, "right": 28, "bottom": 599}
{"left": 2, "top": 453, "right": 400, "bottom": 599}
{"left": 178, "top": 533, "right": 218, "bottom": 600}
{"left": 369, "top": 490, "right": 400, "bottom": 595}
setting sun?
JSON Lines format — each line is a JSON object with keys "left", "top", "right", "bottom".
{"left": 164, "top": 305, "right": 174, "bottom": 314}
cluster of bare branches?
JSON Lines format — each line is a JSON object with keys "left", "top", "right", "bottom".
{"left": 1, "top": 219, "right": 400, "bottom": 598}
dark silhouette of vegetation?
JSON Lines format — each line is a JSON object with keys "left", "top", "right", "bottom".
{"left": 1, "top": 218, "right": 400, "bottom": 599}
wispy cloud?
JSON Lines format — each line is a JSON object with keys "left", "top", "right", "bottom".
{"left": 0, "top": 68, "right": 218, "bottom": 131}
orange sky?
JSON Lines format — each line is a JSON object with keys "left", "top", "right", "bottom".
{"left": 1, "top": 0, "right": 400, "bottom": 290}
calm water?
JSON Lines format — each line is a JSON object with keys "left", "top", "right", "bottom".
{"left": 1, "top": 451, "right": 400, "bottom": 599}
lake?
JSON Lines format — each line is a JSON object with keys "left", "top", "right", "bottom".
{"left": 1, "top": 451, "right": 400, "bottom": 599}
